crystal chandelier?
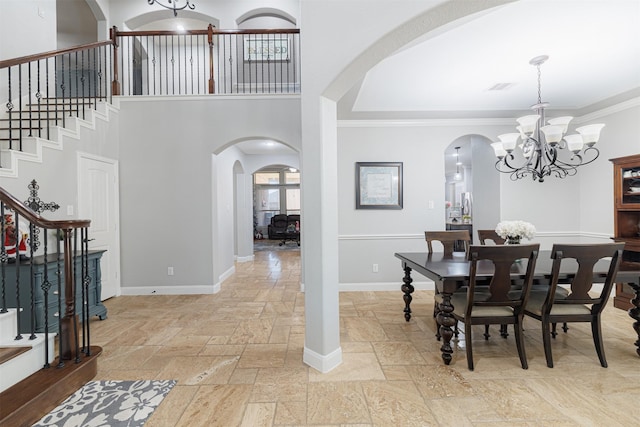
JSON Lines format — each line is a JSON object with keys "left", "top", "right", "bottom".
{"left": 148, "top": 0, "right": 195, "bottom": 17}
{"left": 491, "top": 55, "right": 604, "bottom": 182}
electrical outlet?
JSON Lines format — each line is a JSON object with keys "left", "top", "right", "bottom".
{"left": 372, "top": 263, "right": 379, "bottom": 273}
{"left": 167, "top": 267, "right": 174, "bottom": 276}
{"left": 67, "top": 205, "right": 74, "bottom": 216}
{"left": 428, "top": 200, "right": 434, "bottom": 209}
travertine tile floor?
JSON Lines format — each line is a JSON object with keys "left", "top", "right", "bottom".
{"left": 91, "top": 248, "right": 640, "bottom": 426}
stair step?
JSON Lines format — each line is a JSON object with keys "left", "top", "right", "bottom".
{"left": 0, "top": 345, "right": 101, "bottom": 427}
{"left": 0, "top": 346, "right": 30, "bottom": 364}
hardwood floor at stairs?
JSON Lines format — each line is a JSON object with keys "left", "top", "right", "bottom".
{"left": 0, "top": 346, "right": 102, "bottom": 427}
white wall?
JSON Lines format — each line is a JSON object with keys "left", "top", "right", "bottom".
{"left": 116, "top": 95, "right": 300, "bottom": 293}
{"left": 336, "top": 103, "right": 640, "bottom": 289}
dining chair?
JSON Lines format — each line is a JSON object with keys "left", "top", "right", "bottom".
{"left": 477, "top": 229, "right": 506, "bottom": 245}
{"left": 425, "top": 230, "right": 471, "bottom": 339}
{"left": 450, "top": 244, "right": 540, "bottom": 370}
{"left": 524, "top": 242, "right": 624, "bottom": 368}
{"left": 425, "top": 230, "right": 471, "bottom": 256}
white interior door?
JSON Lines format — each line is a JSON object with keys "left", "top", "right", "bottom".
{"left": 77, "top": 153, "right": 121, "bottom": 300}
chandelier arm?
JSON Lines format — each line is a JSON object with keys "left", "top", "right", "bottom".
{"left": 148, "top": 0, "right": 195, "bottom": 17}
{"left": 552, "top": 147, "right": 600, "bottom": 168}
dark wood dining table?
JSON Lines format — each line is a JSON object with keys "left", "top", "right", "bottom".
{"left": 395, "top": 251, "right": 640, "bottom": 365}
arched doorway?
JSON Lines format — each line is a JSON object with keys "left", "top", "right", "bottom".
{"left": 444, "top": 135, "right": 501, "bottom": 243}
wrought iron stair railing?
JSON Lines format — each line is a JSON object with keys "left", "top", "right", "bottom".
{"left": 0, "top": 185, "right": 94, "bottom": 364}
{"left": 0, "top": 26, "right": 300, "bottom": 153}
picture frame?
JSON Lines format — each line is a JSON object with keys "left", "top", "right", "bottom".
{"left": 355, "top": 162, "right": 403, "bottom": 209}
{"left": 243, "top": 36, "right": 290, "bottom": 62}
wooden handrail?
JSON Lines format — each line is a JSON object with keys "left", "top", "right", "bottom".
{"left": 0, "top": 187, "right": 90, "bottom": 230}
{"left": 0, "top": 40, "right": 113, "bottom": 70}
{"left": 112, "top": 28, "right": 300, "bottom": 37}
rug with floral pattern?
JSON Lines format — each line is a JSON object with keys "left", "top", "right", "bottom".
{"left": 32, "top": 380, "right": 177, "bottom": 427}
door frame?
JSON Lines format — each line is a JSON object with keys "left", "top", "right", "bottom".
{"left": 77, "top": 151, "right": 121, "bottom": 299}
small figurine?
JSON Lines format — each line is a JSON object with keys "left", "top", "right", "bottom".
{"left": 2, "top": 213, "right": 30, "bottom": 262}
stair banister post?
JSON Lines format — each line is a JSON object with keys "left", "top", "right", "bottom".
{"left": 59, "top": 227, "right": 79, "bottom": 361}
{"left": 110, "top": 26, "right": 121, "bottom": 96}
{"left": 208, "top": 24, "right": 216, "bottom": 94}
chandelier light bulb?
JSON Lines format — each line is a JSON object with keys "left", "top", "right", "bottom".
{"left": 540, "top": 124, "right": 564, "bottom": 146}
{"left": 563, "top": 134, "right": 584, "bottom": 153}
{"left": 497, "top": 133, "right": 520, "bottom": 151}
{"left": 491, "top": 142, "right": 506, "bottom": 159}
{"left": 516, "top": 115, "right": 540, "bottom": 136}
{"left": 547, "top": 116, "right": 573, "bottom": 134}
{"left": 576, "top": 123, "right": 605, "bottom": 147}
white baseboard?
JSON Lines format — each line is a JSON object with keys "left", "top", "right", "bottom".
{"left": 219, "top": 265, "right": 236, "bottom": 283}
{"left": 236, "top": 255, "right": 255, "bottom": 263}
{"left": 120, "top": 285, "right": 217, "bottom": 295}
{"left": 303, "top": 345, "right": 342, "bottom": 373}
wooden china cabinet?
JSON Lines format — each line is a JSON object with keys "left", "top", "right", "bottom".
{"left": 610, "top": 154, "right": 640, "bottom": 310}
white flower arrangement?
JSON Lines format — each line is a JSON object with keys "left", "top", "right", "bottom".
{"left": 495, "top": 220, "right": 536, "bottom": 240}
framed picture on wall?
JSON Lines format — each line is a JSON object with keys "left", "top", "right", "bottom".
{"left": 355, "top": 162, "right": 403, "bottom": 209}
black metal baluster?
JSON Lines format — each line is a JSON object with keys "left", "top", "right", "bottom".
{"left": 6, "top": 67, "right": 14, "bottom": 150}
{"left": 28, "top": 222, "right": 36, "bottom": 340}
{"left": 54, "top": 55, "right": 59, "bottom": 130}
{"left": 27, "top": 62, "right": 33, "bottom": 136}
{"left": 248, "top": 34, "right": 253, "bottom": 94}
{"left": 72, "top": 229, "right": 80, "bottom": 363}
{"left": 171, "top": 35, "right": 176, "bottom": 94}
{"left": 80, "top": 228, "right": 87, "bottom": 353}
{"left": 42, "top": 226, "right": 51, "bottom": 368}
{"left": 55, "top": 231, "right": 64, "bottom": 367}
{"left": 0, "top": 204, "right": 7, "bottom": 313}
{"left": 81, "top": 50, "right": 86, "bottom": 120}
{"left": 75, "top": 51, "right": 79, "bottom": 117}
{"left": 189, "top": 34, "right": 194, "bottom": 94}
{"left": 176, "top": 35, "right": 182, "bottom": 95}
{"left": 196, "top": 34, "right": 201, "bottom": 94}
{"left": 145, "top": 35, "right": 150, "bottom": 95}
{"left": 18, "top": 64, "right": 23, "bottom": 151}
{"left": 13, "top": 212, "right": 23, "bottom": 340}
{"left": 83, "top": 228, "right": 92, "bottom": 356}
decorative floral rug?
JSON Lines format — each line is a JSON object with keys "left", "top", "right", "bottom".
{"left": 32, "top": 380, "right": 176, "bottom": 427}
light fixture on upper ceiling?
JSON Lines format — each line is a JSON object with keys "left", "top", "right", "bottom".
{"left": 454, "top": 147, "right": 462, "bottom": 181}
{"left": 491, "top": 55, "right": 604, "bottom": 183}
{"left": 147, "top": 0, "right": 195, "bottom": 17}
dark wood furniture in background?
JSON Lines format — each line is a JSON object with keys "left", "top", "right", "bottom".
{"left": 446, "top": 223, "right": 473, "bottom": 251}
{"left": 610, "top": 154, "right": 640, "bottom": 311}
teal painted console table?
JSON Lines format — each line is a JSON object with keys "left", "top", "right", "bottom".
{"left": 1, "top": 250, "right": 107, "bottom": 333}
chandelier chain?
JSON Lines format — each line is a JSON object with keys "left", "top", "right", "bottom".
{"left": 536, "top": 63, "right": 542, "bottom": 106}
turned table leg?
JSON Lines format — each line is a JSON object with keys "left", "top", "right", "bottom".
{"left": 436, "top": 291, "right": 456, "bottom": 365}
{"left": 628, "top": 282, "right": 640, "bottom": 357}
{"left": 401, "top": 265, "right": 414, "bottom": 322}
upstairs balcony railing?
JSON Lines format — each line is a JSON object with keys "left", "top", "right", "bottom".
{"left": 0, "top": 26, "right": 300, "bottom": 151}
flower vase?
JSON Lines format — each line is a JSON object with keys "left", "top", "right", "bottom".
{"left": 506, "top": 235, "right": 521, "bottom": 245}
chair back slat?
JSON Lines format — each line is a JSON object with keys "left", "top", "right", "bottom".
{"left": 477, "top": 229, "right": 506, "bottom": 245}
{"left": 467, "top": 244, "right": 540, "bottom": 313}
{"left": 547, "top": 243, "right": 625, "bottom": 312}
{"left": 424, "top": 230, "right": 470, "bottom": 256}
